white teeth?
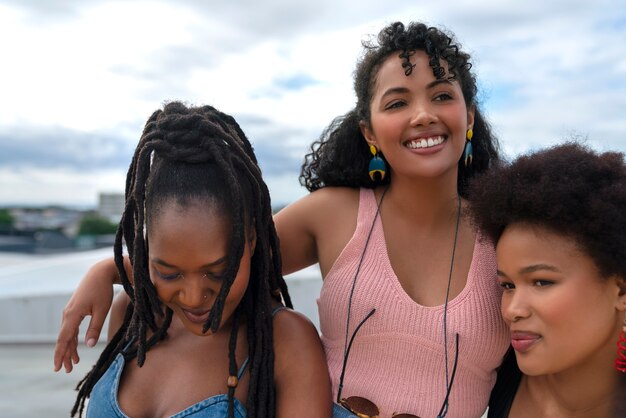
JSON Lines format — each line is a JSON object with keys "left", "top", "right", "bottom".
{"left": 406, "top": 136, "right": 444, "bottom": 149}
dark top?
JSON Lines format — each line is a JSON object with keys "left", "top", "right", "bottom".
{"left": 487, "top": 347, "right": 522, "bottom": 418}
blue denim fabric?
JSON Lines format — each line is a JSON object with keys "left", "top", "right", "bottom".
{"left": 333, "top": 403, "right": 358, "bottom": 418}
{"left": 86, "top": 353, "right": 247, "bottom": 418}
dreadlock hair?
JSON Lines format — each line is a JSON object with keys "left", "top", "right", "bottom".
{"left": 300, "top": 21, "right": 500, "bottom": 196}
{"left": 72, "top": 101, "right": 293, "bottom": 418}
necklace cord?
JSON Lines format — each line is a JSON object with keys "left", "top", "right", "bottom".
{"left": 337, "top": 189, "right": 462, "bottom": 415}
{"left": 439, "top": 196, "right": 462, "bottom": 417}
{"left": 337, "top": 188, "right": 388, "bottom": 402}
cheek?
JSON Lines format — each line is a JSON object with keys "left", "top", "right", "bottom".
{"left": 151, "top": 280, "right": 172, "bottom": 302}
{"left": 539, "top": 294, "right": 585, "bottom": 338}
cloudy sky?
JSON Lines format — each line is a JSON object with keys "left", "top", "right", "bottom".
{"left": 1, "top": 0, "right": 625, "bottom": 208}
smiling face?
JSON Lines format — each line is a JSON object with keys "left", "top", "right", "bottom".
{"left": 496, "top": 224, "right": 626, "bottom": 376}
{"left": 147, "top": 201, "right": 252, "bottom": 337}
{"left": 360, "top": 50, "right": 474, "bottom": 181}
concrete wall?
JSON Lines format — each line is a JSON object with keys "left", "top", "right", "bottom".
{"left": 0, "top": 249, "right": 323, "bottom": 343}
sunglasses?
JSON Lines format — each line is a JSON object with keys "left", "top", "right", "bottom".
{"left": 336, "top": 309, "right": 460, "bottom": 418}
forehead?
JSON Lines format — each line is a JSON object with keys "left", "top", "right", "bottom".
{"left": 372, "top": 50, "right": 455, "bottom": 94}
{"left": 496, "top": 224, "right": 599, "bottom": 272}
{"left": 149, "top": 200, "right": 228, "bottom": 235}
{"left": 497, "top": 224, "right": 575, "bottom": 254}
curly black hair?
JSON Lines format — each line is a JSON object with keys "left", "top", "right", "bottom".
{"left": 300, "top": 21, "right": 500, "bottom": 195}
{"left": 72, "top": 101, "right": 292, "bottom": 418}
{"left": 468, "top": 142, "right": 626, "bottom": 281}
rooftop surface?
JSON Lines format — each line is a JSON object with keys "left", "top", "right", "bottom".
{"left": 0, "top": 249, "right": 323, "bottom": 417}
{"left": 0, "top": 343, "right": 104, "bottom": 418}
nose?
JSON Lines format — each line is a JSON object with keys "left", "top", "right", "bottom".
{"left": 409, "top": 99, "right": 437, "bottom": 127}
{"left": 179, "top": 274, "right": 213, "bottom": 308}
{"left": 501, "top": 289, "right": 531, "bottom": 324}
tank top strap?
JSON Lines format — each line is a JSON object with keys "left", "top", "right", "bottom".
{"left": 271, "top": 305, "right": 288, "bottom": 316}
{"left": 356, "top": 188, "right": 380, "bottom": 232}
{"left": 237, "top": 356, "right": 249, "bottom": 379}
{"left": 237, "top": 306, "right": 288, "bottom": 380}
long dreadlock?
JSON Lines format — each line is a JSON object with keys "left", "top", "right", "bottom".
{"left": 72, "top": 101, "right": 293, "bottom": 418}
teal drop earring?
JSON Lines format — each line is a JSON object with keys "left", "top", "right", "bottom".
{"left": 463, "top": 128, "right": 473, "bottom": 167}
{"left": 368, "top": 145, "right": 386, "bottom": 181}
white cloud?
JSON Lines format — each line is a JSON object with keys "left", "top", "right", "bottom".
{"left": 1, "top": 0, "right": 625, "bottom": 207}
{"left": 0, "top": 166, "right": 125, "bottom": 207}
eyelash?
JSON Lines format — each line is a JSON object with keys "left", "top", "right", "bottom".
{"left": 534, "top": 279, "right": 554, "bottom": 287}
{"left": 499, "top": 281, "right": 514, "bottom": 290}
{"left": 434, "top": 92, "right": 453, "bottom": 101}
{"left": 154, "top": 271, "right": 225, "bottom": 282}
{"left": 385, "top": 101, "right": 405, "bottom": 110}
{"left": 498, "top": 279, "right": 555, "bottom": 290}
{"left": 156, "top": 271, "right": 182, "bottom": 281}
{"left": 384, "top": 92, "right": 454, "bottom": 110}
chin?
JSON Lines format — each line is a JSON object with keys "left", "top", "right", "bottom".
{"left": 517, "top": 358, "right": 557, "bottom": 377}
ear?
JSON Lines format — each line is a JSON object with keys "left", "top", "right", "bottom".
{"left": 616, "top": 277, "right": 626, "bottom": 303}
{"left": 359, "top": 120, "right": 376, "bottom": 146}
{"left": 467, "top": 104, "right": 476, "bottom": 132}
{"left": 610, "top": 275, "right": 626, "bottom": 314}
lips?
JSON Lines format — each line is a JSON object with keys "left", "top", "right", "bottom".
{"left": 181, "top": 308, "right": 211, "bottom": 324}
{"left": 510, "top": 331, "right": 541, "bottom": 353}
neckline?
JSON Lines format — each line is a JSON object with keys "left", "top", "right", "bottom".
{"left": 111, "top": 352, "right": 248, "bottom": 418}
{"left": 369, "top": 188, "right": 477, "bottom": 309}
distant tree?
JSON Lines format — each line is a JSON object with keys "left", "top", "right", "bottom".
{"left": 0, "top": 209, "right": 14, "bottom": 228}
{"left": 78, "top": 214, "right": 117, "bottom": 235}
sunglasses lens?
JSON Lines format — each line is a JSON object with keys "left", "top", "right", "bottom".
{"left": 340, "top": 396, "right": 380, "bottom": 417}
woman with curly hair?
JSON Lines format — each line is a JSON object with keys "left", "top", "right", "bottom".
{"left": 467, "top": 143, "right": 626, "bottom": 417}
{"left": 56, "top": 22, "right": 509, "bottom": 417}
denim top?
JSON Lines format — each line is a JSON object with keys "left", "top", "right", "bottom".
{"left": 86, "top": 350, "right": 249, "bottom": 418}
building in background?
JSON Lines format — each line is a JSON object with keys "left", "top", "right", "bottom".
{"left": 97, "top": 192, "right": 124, "bottom": 223}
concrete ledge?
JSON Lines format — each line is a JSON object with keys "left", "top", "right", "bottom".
{"left": 0, "top": 249, "right": 323, "bottom": 343}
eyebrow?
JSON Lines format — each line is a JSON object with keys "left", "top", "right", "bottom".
{"left": 379, "top": 79, "right": 455, "bottom": 101}
{"left": 152, "top": 256, "right": 228, "bottom": 269}
{"left": 497, "top": 264, "right": 561, "bottom": 278}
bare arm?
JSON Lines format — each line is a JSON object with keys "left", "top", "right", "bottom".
{"left": 108, "top": 291, "right": 131, "bottom": 340}
{"left": 273, "top": 193, "right": 320, "bottom": 275}
{"left": 275, "top": 187, "right": 359, "bottom": 277}
{"left": 273, "top": 309, "right": 333, "bottom": 417}
{"left": 53, "top": 256, "right": 129, "bottom": 372}
{"left": 53, "top": 187, "right": 357, "bottom": 372}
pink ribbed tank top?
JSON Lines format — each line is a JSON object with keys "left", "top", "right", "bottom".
{"left": 318, "top": 188, "right": 509, "bottom": 418}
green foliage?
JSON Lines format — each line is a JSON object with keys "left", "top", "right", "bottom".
{"left": 78, "top": 214, "right": 117, "bottom": 235}
{"left": 0, "top": 209, "right": 14, "bottom": 227}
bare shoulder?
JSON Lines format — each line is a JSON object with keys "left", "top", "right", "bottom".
{"left": 276, "top": 186, "right": 359, "bottom": 224}
{"left": 274, "top": 187, "right": 361, "bottom": 276}
{"left": 272, "top": 307, "right": 323, "bottom": 357}
{"left": 272, "top": 307, "right": 332, "bottom": 417}
{"left": 305, "top": 186, "right": 360, "bottom": 212}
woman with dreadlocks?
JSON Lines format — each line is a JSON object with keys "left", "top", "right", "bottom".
{"left": 69, "top": 101, "right": 331, "bottom": 418}
{"left": 56, "top": 22, "right": 510, "bottom": 417}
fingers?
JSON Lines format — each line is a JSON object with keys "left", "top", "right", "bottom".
{"left": 54, "top": 304, "right": 85, "bottom": 372}
{"left": 84, "top": 304, "right": 108, "bottom": 348}
{"left": 54, "top": 325, "right": 79, "bottom": 373}
{"left": 61, "top": 333, "right": 78, "bottom": 373}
